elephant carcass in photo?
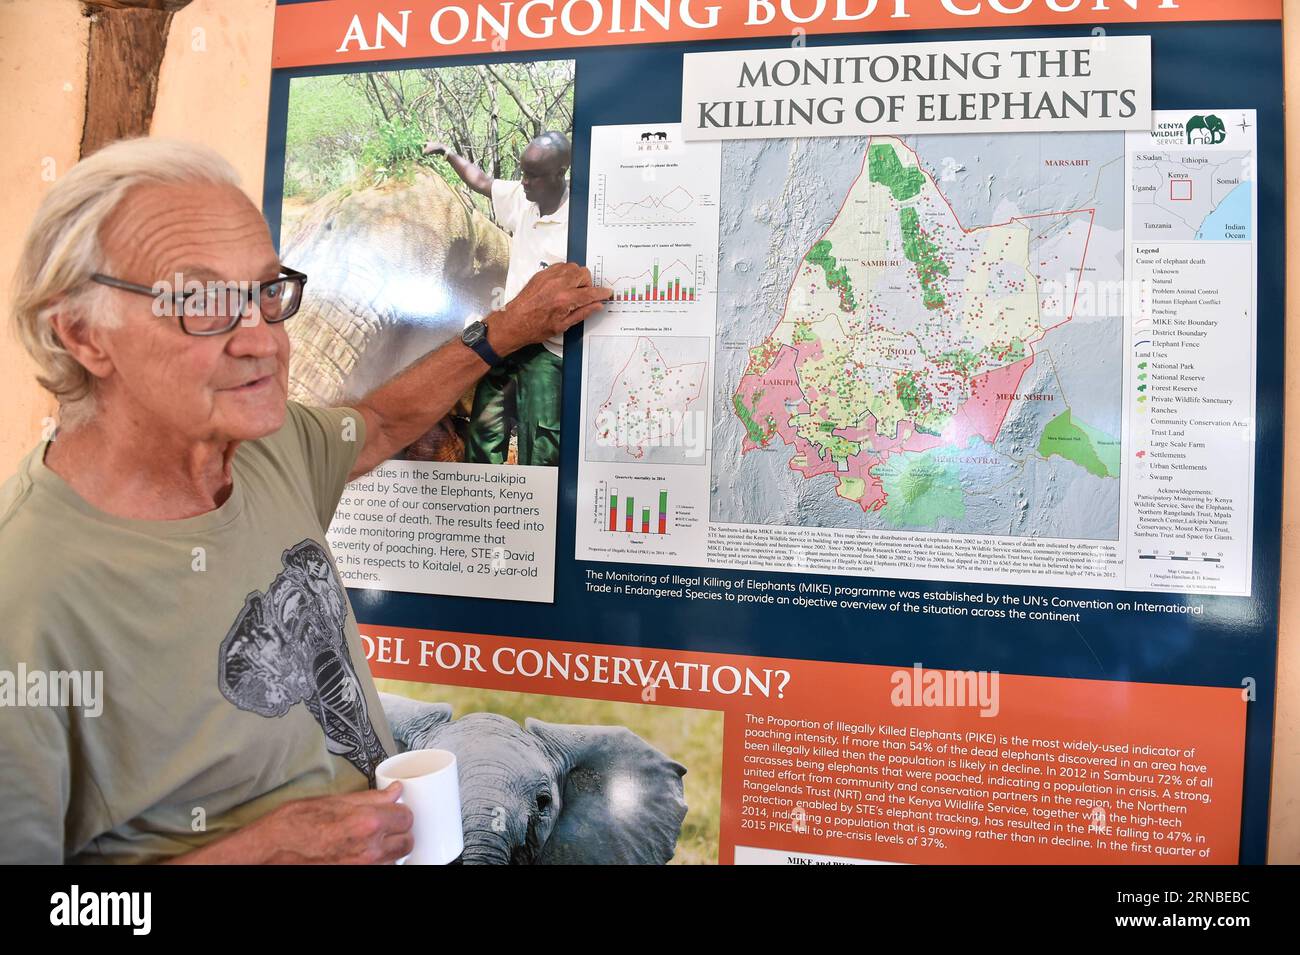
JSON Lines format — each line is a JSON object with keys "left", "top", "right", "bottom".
{"left": 281, "top": 171, "right": 510, "bottom": 460}
{"left": 381, "top": 693, "right": 688, "bottom": 865}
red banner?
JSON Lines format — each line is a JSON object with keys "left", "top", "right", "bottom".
{"left": 273, "top": 0, "right": 1282, "bottom": 69}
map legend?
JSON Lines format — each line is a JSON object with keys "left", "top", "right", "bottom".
{"left": 1120, "top": 110, "right": 1256, "bottom": 595}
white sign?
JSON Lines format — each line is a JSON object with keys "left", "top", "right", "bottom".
{"left": 682, "top": 35, "right": 1151, "bottom": 141}
{"left": 329, "top": 460, "right": 558, "bottom": 603}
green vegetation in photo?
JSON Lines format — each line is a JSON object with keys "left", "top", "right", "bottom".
{"left": 284, "top": 61, "right": 575, "bottom": 226}
{"left": 361, "top": 117, "right": 429, "bottom": 185}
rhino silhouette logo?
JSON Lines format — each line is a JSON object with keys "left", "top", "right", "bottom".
{"left": 1186, "top": 114, "right": 1226, "bottom": 145}
{"left": 218, "top": 539, "right": 387, "bottom": 781}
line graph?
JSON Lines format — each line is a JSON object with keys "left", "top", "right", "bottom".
{"left": 592, "top": 176, "right": 716, "bottom": 227}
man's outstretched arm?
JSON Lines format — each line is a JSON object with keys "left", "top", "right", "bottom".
{"left": 423, "top": 140, "right": 493, "bottom": 197}
{"left": 346, "top": 264, "right": 610, "bottom": 480}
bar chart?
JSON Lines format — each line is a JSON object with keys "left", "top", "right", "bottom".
{"left": 595, "top": 256, "right": 703, "bottom": 305}
{"left": 603, "top": 484, "right": 671, "bottom": 535}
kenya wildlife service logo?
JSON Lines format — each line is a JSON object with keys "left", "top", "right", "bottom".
{"left": 1185, "top": 114, "right": 1226, "bottom": 145}
{"left": 1149, "top": 113, "right": 1231, "bottom": 147}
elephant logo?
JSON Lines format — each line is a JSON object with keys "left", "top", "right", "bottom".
{"left": 1186, "top": 114, "right": 1226, "bottom": 145}
{"left": 219, "top": 540, "right": 388, "bottom": 782}
{"left": 382, "top": 693, "right": 688, "bottom": 864}
{"left": 637, "top": 130, "right": 671, "bottom": 150}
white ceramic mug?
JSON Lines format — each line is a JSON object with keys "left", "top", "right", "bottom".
{"left": 375, "top": 749, "right": 463, "bottom": 865}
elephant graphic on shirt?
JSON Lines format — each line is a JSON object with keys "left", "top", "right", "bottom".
{"left": 219, "top": 540, "right": 387, "bottom": 782}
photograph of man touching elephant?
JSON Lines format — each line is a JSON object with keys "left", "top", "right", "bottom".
{"left": 379, "top": 679, "right": 723, "bottom": 864}
{"left": 424, "top": 131, "right": 572, "bottom": 467}
{"left": 280, "top": 60, "right": 575, "bottom": 465}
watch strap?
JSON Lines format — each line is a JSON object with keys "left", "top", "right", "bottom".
{"left": 467, "top": 326, "right": 503, "bottom": 367}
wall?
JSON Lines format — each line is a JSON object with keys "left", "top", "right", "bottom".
{"left": 1269, "top": 2, "right": 1299, "bottom": 866}
{"left": 0, "top": 0, "right": 1295, "bottom": 861}
{"left": 0, "top": 0, "right": 274, "bottom": 465}
{"left": 0, "top": 0, "right": 89, "bottom": 464}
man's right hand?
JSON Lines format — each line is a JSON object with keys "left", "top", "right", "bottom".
{"left": 168, "top": 783, "right": 415, "bottom": 865}
{"left": 426, "top": 143, "right": 494, "bottom": 195}
{"left": 487, "top": 263, "right": 613, "bottom": 357}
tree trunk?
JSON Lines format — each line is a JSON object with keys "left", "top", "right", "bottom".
{"left": 79, "top": 0, "right": 194, "bottom": 157}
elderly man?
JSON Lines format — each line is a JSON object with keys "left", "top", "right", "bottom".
{"left": 0, "top": 138, "right": 608, "bottom": 864}
{"left": 424, "top": 131, "right": 571, "bottom": 466}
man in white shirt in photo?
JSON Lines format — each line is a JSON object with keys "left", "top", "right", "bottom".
{"left": 424, "top": 131, "right": 572, "bottom": 466}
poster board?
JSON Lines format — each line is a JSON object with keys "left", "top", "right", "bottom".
{"left": 262, "top": 0, "right": 1284, "bottom": 865}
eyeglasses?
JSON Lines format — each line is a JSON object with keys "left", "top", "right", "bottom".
{"left": 89, "top": 267, "right": 308, "bottom": 336}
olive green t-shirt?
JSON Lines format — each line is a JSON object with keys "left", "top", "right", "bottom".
{"left": 0, "top": 402, "right": 395, "bottom": 863}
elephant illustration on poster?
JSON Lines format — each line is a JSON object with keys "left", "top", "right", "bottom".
{"left": 281, "top": 171, "right": 510, "bottom": 460}
{"left": 1185, "top": 114, "right": 1226, "bottom": 145}
{"left": 381, "top": 692, "right": 688, "bottom": 864}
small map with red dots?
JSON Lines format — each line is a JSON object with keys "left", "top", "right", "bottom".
{"left": 713, "top": 133, "right": 1122, "bottom": 537}
{"left": 588, "top": 336, "right": 709, "bottom": 464}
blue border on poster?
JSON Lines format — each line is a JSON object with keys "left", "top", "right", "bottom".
{"left": 262, "top": 11, "right": 1286, "bottom": 864}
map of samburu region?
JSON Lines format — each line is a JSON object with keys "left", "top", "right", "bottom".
{"left": 714, "top": 134, "right": 1123, "bottom": 539}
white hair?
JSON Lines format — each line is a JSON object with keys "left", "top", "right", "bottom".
{"left": 11, "top": 138, "right": 243, "bottom": 427}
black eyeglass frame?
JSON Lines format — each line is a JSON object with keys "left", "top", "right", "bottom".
{"left": 89, "top": 267, "right": 308, "bottom": 336}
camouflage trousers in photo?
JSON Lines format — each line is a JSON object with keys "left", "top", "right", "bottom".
{"left": 464, "top": 343, "right": 562, "bottom": 467}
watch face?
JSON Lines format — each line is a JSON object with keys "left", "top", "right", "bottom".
{"left": 462, "top": 321, "right": 486, "bottom": 346}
